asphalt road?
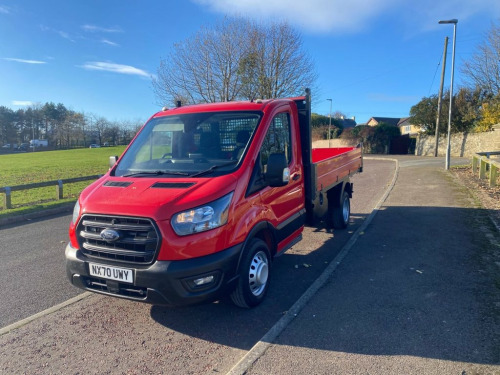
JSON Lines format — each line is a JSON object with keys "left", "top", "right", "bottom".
{"left": 0, "top": 213, "right": 82, "bottom": 327}
{"left": 0, "top": 159, "right": 395, "bottom": 374}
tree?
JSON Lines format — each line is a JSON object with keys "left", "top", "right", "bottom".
{"left": 311, "top": 113, "right": 343, "bottom": 140}
{"left": 410, "top": 95, "right": 444, "bottom": 134}
{"left": 238, "top": 22, "right": 317, "bottom": 100}
{"left": 411, "top": 88, "right": 490, "bottom": 134}
{"left": 461, "top": 21, "right": 500, "bottom": 96}
{"left": 477, "top": 94, "right": 500, "bottom": 131}
{"left": 0, "top": 106, "right": 16, "bottom": 146}
{"left": 152, "top": 17, "right": 317, "bottom": 106}
{"left": 153, "top": 17, "right": 252, "bottom": 105}
{"left": 453, "top": 87, "right": 483, "bottom": 133}
{"left": 87, "top": 113, "right": 109, "bottom": 146}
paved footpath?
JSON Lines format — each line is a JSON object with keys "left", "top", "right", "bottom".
{"left": 234, "top": 157, "right": 500, "bottom": 375}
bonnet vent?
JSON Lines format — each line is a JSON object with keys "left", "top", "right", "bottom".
{"left": 151, "top": 182, "right": 195, "bottom": 189}
{"left": 103, "top": 181, "right": 133, "bottom": 187}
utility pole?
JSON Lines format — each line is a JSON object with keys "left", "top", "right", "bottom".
{"left": 434, "top": 36, "right": 448, "bottom": 157}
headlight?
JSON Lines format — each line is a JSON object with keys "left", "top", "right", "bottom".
{"left": 171, "top": 192, "right": 233, "bottom": 236}
{"left": 71, "top": 200, "right": 81, "bottom": 224}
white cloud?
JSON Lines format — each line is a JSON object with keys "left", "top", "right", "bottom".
{"left": 80, "top": 62, "right": 150, "bottom": 77}
{"left": 12, "top": 101, "right": 36, "bottom": 106}
{"left": 194, "top": 0, "right": 398, "bottom": 33}
{"left": 58, "top": 30, "right": 75, "bottom": 42}
{"left": 3, "top": 57, "right": 46, "bottom": 64}
{"left": 101, "top": 39, "right": 120, "bottom": 47}
{"left": 40, "top": 25, "right": 76, "bottom": 42}
{"left": 0, "top": 5, "right": 10, "bottom": 14}
{"left": 194, "top": 0, "right": 500, "bottom": 34}
{"left": 81, "top": 24, "right": 123, "bottom": 33}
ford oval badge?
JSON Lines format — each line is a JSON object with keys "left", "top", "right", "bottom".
{"left": 100, "top": 228, "right": 121, "bottom": 242}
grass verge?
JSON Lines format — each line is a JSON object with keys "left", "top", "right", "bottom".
{"left": 0, "top": 146, "right": 126, "bottom": 218}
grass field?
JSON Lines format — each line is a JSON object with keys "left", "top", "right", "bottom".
{"left": 0, "top": 146, "right": 127, "bottom": 217}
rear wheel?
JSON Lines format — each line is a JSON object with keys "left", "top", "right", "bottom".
{"left": 230, "top": 238, "right": 271, "bottom": 308}
{"left": 329, "top": 190, "right": 350, "bottom": 229}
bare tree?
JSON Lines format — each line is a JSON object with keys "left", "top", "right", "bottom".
{"left": 152, "top": 17, "right": 317, "bottom": 105}
{"left": 247, "top": 22, "right": 317, "bottom": 100}
{"left": 461, "top": 21, "right": 500, "bottom": 96}
{"left": 86, "top": 113, "right": 110, "bottom": 146}
{"left": 153, "top": 17, "right": 252, "bottom": 106}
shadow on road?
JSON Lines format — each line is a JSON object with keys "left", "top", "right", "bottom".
{"left": 151, "top": 206, "right": 499, "bottom": 365}
{"left": 149, "top": 214, "right": 369, "bottom": 350}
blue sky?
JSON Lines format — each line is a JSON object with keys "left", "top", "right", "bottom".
{"left": 0, "top": 0, "right": 499, "bottom": 125}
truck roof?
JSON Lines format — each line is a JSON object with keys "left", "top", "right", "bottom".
{"left": 152, "top": 97, "right": 305, "bottom": 118}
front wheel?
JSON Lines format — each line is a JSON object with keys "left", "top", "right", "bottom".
{"left": 329, "top": 191, "right": 350, "bottom": 229}
{"left": 230, "top": 238, "right": 271, "bottom": 308}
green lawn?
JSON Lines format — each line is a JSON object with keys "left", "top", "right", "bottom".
{"left": 0, "top": 146, "right": 127, "bottom": 217}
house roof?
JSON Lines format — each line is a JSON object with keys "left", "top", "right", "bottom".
{"left": 368, "top": 117, "right": 402, "bottom": 126}
{"left": 397, "top": 117, "right": 411, "bottom": 126}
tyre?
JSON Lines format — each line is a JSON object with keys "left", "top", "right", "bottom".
{"left": 329, "top": 190, "right": 350, "bottom": 229}
{"left": 230, "top": 238, "right": 271, "bottom": 308}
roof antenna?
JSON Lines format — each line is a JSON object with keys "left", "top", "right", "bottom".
{"left": 176, "top": 101, "right": 182, "bottom": 108}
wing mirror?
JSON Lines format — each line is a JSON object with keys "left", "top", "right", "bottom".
{"left": 109, "top": 155, "right": 118, "bottom": 169}
{"left": 265, "top": 153, "right": 290, "bottom": 187}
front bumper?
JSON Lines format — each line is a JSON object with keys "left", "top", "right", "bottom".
{"left": 65, "top": 243, "right": 243, "bottom": 306}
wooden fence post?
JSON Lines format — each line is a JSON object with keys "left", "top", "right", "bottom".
{"left": 2, "top": 187, "right": 12, "bottom": 210}
{"left": 479, "top": 157, "right": 487, "bottom": 179}
{"left": 56, "top": 180, "right": 63, "bottom": 200}
{"left": 490, "top": 164, "right": 498, "bottom": 187}
{"left": 472, "top": 155, "right": 478, "bottom": 174}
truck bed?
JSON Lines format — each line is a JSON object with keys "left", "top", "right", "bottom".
{"left": 312, "top": 146, "right": 363, "bottom": 192}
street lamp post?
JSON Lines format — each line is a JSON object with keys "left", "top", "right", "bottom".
{"left": 439, "top": 18, "right": 458, "bottom": 170}
{"left": 326, "top": 98, "right": 332, "bottom": 147}
{"left": 434, "top": 36, "right": 448, "bottom": 157}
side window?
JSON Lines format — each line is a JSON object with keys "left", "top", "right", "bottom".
{"left": 260, "top": 112, "right": 292, "bottom": 172}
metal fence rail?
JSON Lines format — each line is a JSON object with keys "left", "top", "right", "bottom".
{"left": 0, "top": 175, "right": 102, "bottom": 210}
{"left": 472, "top": 151, "right": 500, "bottom": 187}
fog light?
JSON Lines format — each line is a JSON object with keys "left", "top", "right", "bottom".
{"left": 184, "top": 271, "right": 221, "bottom": 291}
{"left": 193, "top": 275, "right": 214, "bottom": 286}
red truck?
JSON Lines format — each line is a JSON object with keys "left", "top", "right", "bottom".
{"left": 66, "top": 90, "right": 362, "bottom": 308}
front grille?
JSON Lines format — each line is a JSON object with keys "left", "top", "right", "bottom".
{"left": 77, "top": 215, "right": 160, "bottom": 264}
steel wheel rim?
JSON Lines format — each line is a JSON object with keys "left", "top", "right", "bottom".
{"left": 342, "top": 196, "right": 350, "bottom": 223}
{"left": 248, "top": 250, "right": 269, "bottom": 296}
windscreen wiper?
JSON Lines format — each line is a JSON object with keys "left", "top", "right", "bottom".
{"left": 123, "top": 170, "right": 190, "bottom": 177}
{"left": 190, "top": 161, "right": 238, "bottom": 177}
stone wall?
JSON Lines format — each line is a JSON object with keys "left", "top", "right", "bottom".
{"left": 415, "top": 125, "right": 500, "bottom": 157}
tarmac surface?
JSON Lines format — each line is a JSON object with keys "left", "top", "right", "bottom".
{"left": 1, "top": 156, "right": 499, "bottom": 374}
{"left": 231, "top": 156, "right": 500, "bottom": 375}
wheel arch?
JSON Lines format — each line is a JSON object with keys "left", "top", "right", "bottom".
{"left": 236, "top": 221, "right": 277, "bottom": 271}
{"left": 327, "top": 178, "right": 352, "bottom": 206}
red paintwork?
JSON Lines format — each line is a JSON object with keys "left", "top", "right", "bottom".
{"left": 70, "top": 96, "right": 362, "bottom": 261}
{"left": 313, "top": 147, "right": 362, "bottom": 192}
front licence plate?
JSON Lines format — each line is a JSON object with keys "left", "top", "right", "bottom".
{"left": 89, "top": 263, "right": 134, "bottom": 284}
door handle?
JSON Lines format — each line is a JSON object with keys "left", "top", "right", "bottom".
{"left": 292, "top": 173, "right": 301, "bottom": 181}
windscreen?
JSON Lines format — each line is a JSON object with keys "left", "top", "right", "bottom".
{"left": 114, "top": 111, "right": 261, "bottom": 177}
